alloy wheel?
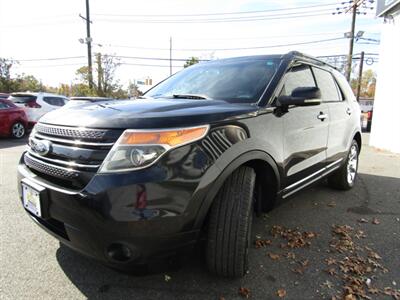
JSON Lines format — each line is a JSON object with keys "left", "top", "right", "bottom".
{"left": 12, "top": 123, "right": 25, "bottom": 138}
{"left": 347, "top": 144, "right": 358, "bottom": 184}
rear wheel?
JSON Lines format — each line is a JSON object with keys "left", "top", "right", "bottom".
{"left": 11, "top": 122, "right": 25, "bottom": 139}
{"left": 328, "top": 140, "right": 359, "bottom": 190}
{"left": 206, "top": 166, "right": 255, "bottom": 278}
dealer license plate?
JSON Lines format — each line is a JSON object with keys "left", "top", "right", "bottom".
{"left": 22, "top": 183, "right": 42, "bottom": 217}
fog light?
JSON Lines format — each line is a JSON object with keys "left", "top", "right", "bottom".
{"left": 106, "top": 243, "right": 135, "bottom": 262}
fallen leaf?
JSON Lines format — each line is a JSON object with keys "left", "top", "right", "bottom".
{"left": 368, "top": 287, "right": 379, "bottom": 294}
{"left": 299, "top": 259, "right": 309, "bottom": 267}
{"left": 344, "top": 294, "right": 356, "bottom": 300}
{"left": 238, "top": 287, "right": 250, "bottom": 298}
{"left": 367, "top": 250, "right": 382, "bottom": 260}
{"left": 292, "top": 267, "right": 304, "bottom": 274}
{"left": 277, "top": 289, "right": 287, "bottom": 298}
{"left": 322, "top": 280, "right": 334, "bottom": 289}
{"left": 357, "top": 218, "right": 369, "bottom": 223}
{"left": 372, "top": 218, "right": 380, "bottom": 225}
{"left": 326, "top": 257, "right": 337, "bottom": 265}
{"left": 267, "top": 252, "right": 280, "bottom": 260}
{"left": 327, "top": 201, "right": 336, "bottom": 207}
{"left": 286, "top": 252, "right": 296, "bottom": 259}
{"left": 255, "top": 239, "right": 272, "bottom": 249}
{"left": 164, "top": 274, "right": 171, "bottom": 282}
{"left": 325, "top": 268, "right": 337, "bottom": 276}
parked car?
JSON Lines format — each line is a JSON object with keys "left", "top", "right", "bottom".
{"left": 0, "top": 99, "right": 28, "bottom": 138}
{"left": 8, "top": 92, "right": 68, "bottom": 127}
{"left": 361, "top": 109, "right": 373, "bottom": 132}
{"left": 18, "top": 52, "right": 361, "bottom": 278}
{"left": 63, "top": 96, "right": 114, "bottom": 108}
{"left": 0, "top": 93, "right": 10, "bottom": 99}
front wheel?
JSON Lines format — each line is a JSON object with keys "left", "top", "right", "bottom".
{"left": 328, "top": 140, "right": 359, "bottom": 190}
{"left": 206, "top": 166, "right": 256, "bottom": 278}
{"left": 11, "top": 122, "right": 26, "bottom": 139}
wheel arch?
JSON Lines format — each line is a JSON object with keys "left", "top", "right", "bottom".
{"left": 353, "top": 131, "right": 362, "bottom": 152}
{"left": 193, "top": 150, "right": 281, "bottom": 230}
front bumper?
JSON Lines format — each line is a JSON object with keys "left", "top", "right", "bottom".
{"left": 17, "top": 158, "right": 202, "bottom": 269}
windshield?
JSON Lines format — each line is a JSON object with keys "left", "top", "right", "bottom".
{"left": 146, "top": 58, "right": 280, "bottom": 103}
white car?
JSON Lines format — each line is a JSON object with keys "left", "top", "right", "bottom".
{"left": 8, "top": 92, "right": 68, "bottom": 126}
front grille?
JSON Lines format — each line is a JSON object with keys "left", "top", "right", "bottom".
{"left": 25, "top": 123, "right": 121, "bottom": 189}
{"left": 35, "top": 123, "right": 107, "bottom": 140}
{"left": 24, "top": 154, "right": 79, "bottom": 180}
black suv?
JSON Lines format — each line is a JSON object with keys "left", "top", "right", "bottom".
{"left": 18, "top": 51, "right": 361, "bottom": 278}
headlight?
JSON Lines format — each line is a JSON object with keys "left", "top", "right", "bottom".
{"left": 99, "top": 125, "right": 209, "bottom": 173}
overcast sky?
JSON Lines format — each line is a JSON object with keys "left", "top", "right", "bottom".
{"left": 0, "top": 0, "right": 381, "bottom": 88}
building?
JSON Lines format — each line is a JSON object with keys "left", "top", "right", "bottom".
{"left": 369, "top": 0, "right": 400, "bottom": 153}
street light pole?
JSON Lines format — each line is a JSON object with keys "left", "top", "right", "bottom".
{"left": 356, "top": 51, "right": 365, "bottom": 102}
{"left": 346, "top": 0, "right": 358, "bottom": 82}
{"left": 85, "top": 0, "right": 93, "bottom": 89}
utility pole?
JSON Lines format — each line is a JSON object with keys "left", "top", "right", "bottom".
{"left": 85, "top": 0, "right": 93, "bottom": 89}
{"left": 356, "top": 51, "right": 365, "bottom": 102}
{"left": 333, "top": 0, "right": 373, "bottom": 82}
{"left": 346, "top": 0, "right": 358, "bottom": 82}
{"left": 169, "top": 37, "right": 172, "bottom": 76}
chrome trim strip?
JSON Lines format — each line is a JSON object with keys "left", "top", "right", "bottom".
{"left": 282, "top": 164, "right": 341, "bottom": 199}
{"left": 284, "top": 168, "right": 326, "bottom": 192}
{"left": 33, "top": 133, "right": 114, "bottom": 147}
{"left": 36, "top": 123, "right": 106, "bottom": 132}
{"left": 25, "top": 152, "right": 80, "bottom": 173}
{"left": 18, "top": 164, "right": 78, "bottom": 195}
{"left": 326, "top": 158, "right": 344, "bottom": 169}
{"left": 27, "top": 150, "right": 100, "bottom": 169}
{"left": 283, "top": 158, "right": 343, "bottom": 192}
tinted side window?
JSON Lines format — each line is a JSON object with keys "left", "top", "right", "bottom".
{"left": 43, "top": 97, "right": 65, "bottom": 106}
{"left": 280, "top": 64, "right": 316, "bottom": 96}
{"left": 312, "top": 67, "right": 342, "bottom": 102}
{"left": 0, "top": 102, "right": 9, "bottom": 109}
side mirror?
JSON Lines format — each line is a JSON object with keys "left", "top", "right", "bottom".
{"left": 277, "top": 87, "right": 321, "bottom": 107}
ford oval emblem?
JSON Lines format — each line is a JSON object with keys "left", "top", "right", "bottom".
{"left": 30, "top": 138, "right": 52, "bottom": 156}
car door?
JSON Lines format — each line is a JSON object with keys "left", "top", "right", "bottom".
{"left": 312, "top": 67, "right": 352, "bottom": 166}
{"left": 0, "top": 101, "right": 10, "bottom": 135}
{"left": 279, "top": 63, "right": 329, "bottom": 192}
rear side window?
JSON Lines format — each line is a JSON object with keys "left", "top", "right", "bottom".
{"left": 9, "top": 94, "right": 37, "bottom": 104}
{"left": 280, "top": 64, "right": 316, "bottom": 96}
{"left": 43, "top": 97, "right": 66, "bottom": 107}
{"left": 312, "top": 67, "right": 342, "bottom": 102}
{"left": 0, "top": 101, "right": 11, "bottom": 109}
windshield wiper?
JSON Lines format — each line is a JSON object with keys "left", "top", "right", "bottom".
{"left": 172, "top": 94, "right": 210, "bottom": 100}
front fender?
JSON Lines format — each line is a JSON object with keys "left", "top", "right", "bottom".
{"left": 191, "top": 149, "right": 280, "bottom": 230}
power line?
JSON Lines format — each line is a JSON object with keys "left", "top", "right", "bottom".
{"left": 112, "top": 55, "right": 209, "bottom": 62}
{"left": 94, "top": 11, "right": 340, "bottom": 24}
{"left": 93, "top": 2, "right": 339, "bottom": 17}
{"left": 15, "top": 36, "right": 349, "bottom": 63}
{"left": 100, "top": 37, "right": 347, "bottom": 52}
{"left": 17, "top": 56, "right": 85, "bottom": 62}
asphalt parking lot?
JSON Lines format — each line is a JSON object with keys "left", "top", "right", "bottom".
{"left": 1, "top": 134, "right": 399, "bottom": 300}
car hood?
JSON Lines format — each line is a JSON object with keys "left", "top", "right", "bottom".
{"left": 39, "top": 98, "right": 259, "bottom": 129}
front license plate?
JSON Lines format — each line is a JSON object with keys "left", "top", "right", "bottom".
{"left": 22, "top": 183, "right": 42, "bottom": 217}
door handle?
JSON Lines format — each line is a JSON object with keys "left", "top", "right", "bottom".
{"left": 317, "top": 112, "right": 328, "bottom": 121}
{"left": 346, "top": 108, "right": 352, "bottom": 115}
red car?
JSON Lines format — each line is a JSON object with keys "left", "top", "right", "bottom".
{"left": 0, "top": 99, "right": 28, "bottom": 138}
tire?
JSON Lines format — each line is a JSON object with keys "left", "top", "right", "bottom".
{"left": 11, "top": 122, "right": 26, "bottom": 139}
{"left": 328, "top": 140, "right": 359, "bottom": 190}
{"left": 206, "top": 166, "right": 256, "bottom": 278}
